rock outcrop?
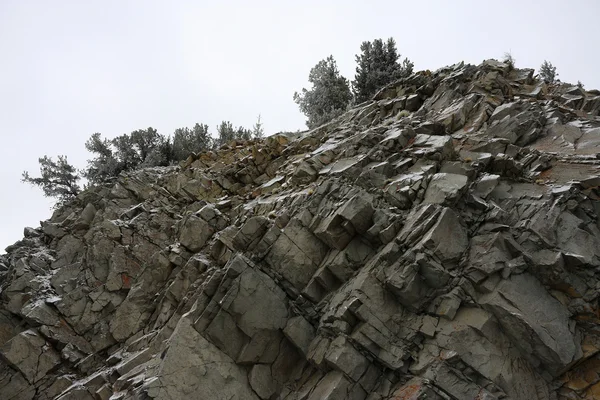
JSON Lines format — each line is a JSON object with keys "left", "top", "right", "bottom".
{"left": 2, "top": 59, "right": 600, "bottom": 399}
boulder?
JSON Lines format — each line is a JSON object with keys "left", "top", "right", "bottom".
{"left": 0, "top": 330, "right": 61, "bottom": 384}
{"left": 423, "top": 173, "right": 468, "bottom": 204}
{"left": 486, "top": 101, "right": 546, "bottom": 146}
{"left": 307, "top": 371, "right": 353, "bottom": 400}
{"left": 325, "top": 337, "right": 370, "bottom": 381}
{"left": 384, "top": 172, "right": 427, "bottom": 209}
{"left": 143, "top": 317, "right": 259, "bottom": 400}
{"left": 480, "top": 273, "right": 581, "bottom": 375}
{"left": 314, "top": 214, "right": 355, "bottom": 250}
{"left": 419, "top": 208, "right": 468, "bottom": 263}
{"left": 337, "top": 193, "right": 375, "bottom": 234}
{"left": 283, "top": 316, "right": 316, "bottom": 356}
{"left": 233, "top": 216, "right": 270, "bottom": 251}
{"left": 248, "top": 364, "right": 277, "bottom": 399}
{"left": 473, "top": 174, "right": 500, "bottom": 199}
{"left": 265, "top": 218, "right": 329, "bottom": 290}
{"left": 179, "top": 214, "right": 214, "bottom": 252}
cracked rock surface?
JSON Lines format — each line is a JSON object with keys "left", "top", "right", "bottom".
{"left": 3, "top": 59, "right": 600, "bottom": 399}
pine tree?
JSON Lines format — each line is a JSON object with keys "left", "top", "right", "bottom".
{"left": 22, "top": 156, "right": 80, "bottom": 205}
{"left": 235, "top": 126, "right": 252, "bottom": 141}
{"left": 252, "top": 115, "right": 264, "bottom": 139}
{"left": 131, "top": 127, "right": 162, "bottom": 161}
{"left": 83, "top": 128, "right": 172, "bottom": 184}
{"left": 293, "top": 56, "right": 352, "bottom": 128}
{"left": 503, "top": 52, "right": 515, "bottom": 70}
{"left": 539, "top": 60, "right": 558, "bottom": 83}
{"left": 111, "top": 134, "right": 142, "bottom": 170}
{"left": 140, "top": 134, "right": 172, "bottom": 168}
{"left": 192, "top": 123, "right": 211, "bottom": 149}
{"left": 83, "top": 133, "right": 121, "bottom": 185}
{"left": 172, "top": 123, "right": 212, "bottom": 161}
{"left": 352, "top": 37, "right": 413, "bottom": 103}
{"left": 352, "top": 41, "right": 373, "bottom": 105}
{"left": 215, "top": 121, "right": 236, "bottom": 147}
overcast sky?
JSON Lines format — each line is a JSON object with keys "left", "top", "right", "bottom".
{"left": 1, "top": 0, "right": 599, "bottom": 251}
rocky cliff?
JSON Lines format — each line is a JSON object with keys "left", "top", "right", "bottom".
{"left": 2, "top": 60, "right": 600, "bottom": 400}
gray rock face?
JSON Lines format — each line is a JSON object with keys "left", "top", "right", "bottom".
{"left": 2, "top": 59, "right": 600, "bottom": 399}
{"left": 418, "top": 207, "right": 468, "bottom": 263}
{"left": 480, "top": 273, "right": 579, "bottom": 375}
{"left": 283, "top": 315, "right": 315, "bottom": 356}
{"left": 0, "top": 330, "right": 61, "bottom": 384}
{"left": 423, "top": 172, "right": 468, "bottom": 205}
{"left": 265, "top": 218, "right": 330, "bottom": 289}
{"left": 144, "top": 317, "right": 259, "bottom": 400}
{"left": 487, "top": 101, "right": 546, "bottom": 146}
{"left": 179, "top": 213, "right": 214, "bottom": 252}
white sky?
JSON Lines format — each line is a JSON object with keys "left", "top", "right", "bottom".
{"left": 1, "top": 0, "right": 599, "bottom": 251}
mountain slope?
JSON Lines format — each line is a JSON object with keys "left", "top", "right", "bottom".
{"left": 2, "top": 59, "right": 600, "bottom": 399}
